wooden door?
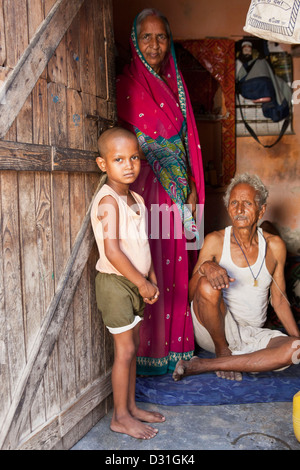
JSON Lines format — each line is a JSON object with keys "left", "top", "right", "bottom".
{"left": 0, "top": 0, "right": 115, "bottom": 450}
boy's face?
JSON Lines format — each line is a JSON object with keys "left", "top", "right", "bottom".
{"left": 96, "top": 135, "right": 141, "bottom": 186}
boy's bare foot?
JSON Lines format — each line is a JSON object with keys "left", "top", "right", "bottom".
{"left": 130, "top": 405, "right": 166, "bottom": 423}
{"left": 110, "top": 413, "right": 158, "bottom": 440}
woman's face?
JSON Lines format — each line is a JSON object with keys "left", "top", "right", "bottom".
{"left": 137, "top": 15, "right": 169, "bottom": 74}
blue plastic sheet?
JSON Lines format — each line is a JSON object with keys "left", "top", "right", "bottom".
{"left": 135, "top": 350, "right": 300, "bottom": 406}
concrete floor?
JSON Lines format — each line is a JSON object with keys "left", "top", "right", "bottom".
{"left": 71, "top": 400, "right": 300, "bottom": 451}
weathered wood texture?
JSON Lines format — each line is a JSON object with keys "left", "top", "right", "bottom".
{"left": 0, "top": 0, "right": 115, "bottom": 449}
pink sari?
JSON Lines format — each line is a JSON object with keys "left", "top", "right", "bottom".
{"left": 116, "top": 17, "right": 205, "bottom": 374}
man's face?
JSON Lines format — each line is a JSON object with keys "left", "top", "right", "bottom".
{"left": 228, "top": 183, "right": 265, "bottom": 228}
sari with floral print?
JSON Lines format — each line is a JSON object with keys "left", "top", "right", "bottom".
{"left": 116, "top": 15, "right": 205, "bottom": 374}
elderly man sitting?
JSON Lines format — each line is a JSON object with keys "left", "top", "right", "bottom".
{"left": 173, "top": 173, "right": 300, "bottom": 381}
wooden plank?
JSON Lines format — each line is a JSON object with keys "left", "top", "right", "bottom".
{"left": 30, "top": 379, "right": 46, "bottom": 436}
{"left": 32, "top": 78, "right": 49, "bottom": 145}
{"left": 0, "top": 65, "right": 12, "bottom": 88}
{"left": 16, "top": 94, "right": 33, "bottom": 144}
{"left": 93, "top": 0, "right": 106, "bottom": 99}
{"left": 3, "top": 122, "right": 16, "bottom": 142}
{"left": 82, "top": 93, "right": 98, "bottom": 152}
{"left": 51, "top": 173, "right": 70, "bottom": 284}
{"left": 1, "top": 63, "right": 17, "bottom": 144}
{"left": 1, "top": 171, "right": 26, "bottom": 390}
{"left": 34, "top": 172, "right": 60, "bottom": 423}
{"left": 44, "top": 349, "right": 60, "bottom": 422}
{"left": 3, "top": 0, "right": 28, "bottom": 68}
{"left": 88, "top": 238, "right": 106, "bottom": 380}
{"left": 61, "top": 411, "right": 91, "bottom": 449}
{"left": 34, "top": 173, "right": 55, "bottom": 320}
{"left": 0, "top": 0, "right": 6, "bottom": 66}
{"left": 18, "top": 172, "right": 42, "bottom": 353}
{"left": 68, "top": 103, "right": 90, "bottom": 393}
{"left": 52, "top": 172, "right": 76, "bottom": 409}
{"left": 0, "top": 140, "right": 99, "bottom": 172}
{"left": 17, "top": 372, "right": 111, "bottom": 450}
{"left": 47, "top": 36, "right": 68, "bottom": 86}
{"left": 0, "top": 141, "right": 51, "bottom": 171}
{"left": 70, "top": 173, "right": 91, "bottom": 392}
{"left": 103, "top": 0, "right": 115, "bottom": 102}
{"left": 28, "top": 0, "right": 45, "bottom": 41}
{"left": 60, "top": 373, "right": 112, "bottom": 437}
{"left": 0, "top": 0, "right": 85, "bottom": 139}
{"left": 79, "top": 0, "right": 96, "bottom": 96}
{"left": 0, "top": 67, "right": 16, "bottom": 141}
{"left": 44, "top": 0, "right": 57, "bottom": 15}
{"left": 66, "top": 12, "right": 81, "bottom": 90}
{"left": 0, "top": 172, "right": 10, "bottom": 429}
{"left": 66, "top": 88, "right": 84, "bottom": 149}
{"left": 92, "top": 399, "right": 107, "bottom": 428}
{"left": 46, "top": 0, "right": 68, "bottom": 86}
{"left": 0, "top": 177, "right": 103, "bottom": 449}
{"left": 18, "top": 171, "right": 47, "bottom": 440}
{"left": 58, "top": 305, "right": 76, "bottom": 408}
{"left": 53, "top": 147, "right": 98, "bottom": 172}
{"left": 2, "top": 171, "right": 30, "bottom": 441}
{"left": 28, "top": 0, "right": 47, "bottom": 80}
{"left": 18, "top": 416, "right": 61, "bottom": 451}
{"left": 84, "top": 172, "right": 107, "bottom": 380}
{"left": 48, "top": 82, "right": 67, "bottom": 147}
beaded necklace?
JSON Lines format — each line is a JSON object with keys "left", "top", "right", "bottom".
{"left": 232, "top": 228, "right": 266, "bottom": 287}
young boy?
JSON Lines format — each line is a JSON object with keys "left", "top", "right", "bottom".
{"left": 91, "top": 127, "right": 165, "bottom": 440}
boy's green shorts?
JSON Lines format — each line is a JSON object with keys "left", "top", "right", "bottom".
{"left": 95, "top": 272, "right": 145, "bottom": 333}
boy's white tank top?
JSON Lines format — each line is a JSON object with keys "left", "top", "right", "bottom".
{"left": 220, "top": 226, "right": 272, "bottom": 328}
{"left": 91, "top": 184, "right": 151, "bottom": 277}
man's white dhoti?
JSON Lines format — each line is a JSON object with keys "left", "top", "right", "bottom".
{"left": 191, "top": 301, "right": 286, "bottom": 356}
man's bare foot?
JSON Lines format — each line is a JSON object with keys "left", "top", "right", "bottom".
{"left": 173, "top": 354, "right": 206, "bottom": 381}
{"left": 215, "top": 370, "right": 242, "bottom": 381}
{"left": 110, "top": 413, "right": 158, "bottom": 440}
{"left": 130, "top": 405, "right": 166, "bottom": 423}
{"left": 172, "top": 355, "right": 243, "bottom": 382}
{"left": 172, "top": 358, "right": 200, "bottom": 381}
{"left": 215, "top": 348, "right": 242, "bottom": 381}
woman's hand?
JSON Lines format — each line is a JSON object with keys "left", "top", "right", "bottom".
{"left": 186, "top": 177, "right": 198, "bottom": 219}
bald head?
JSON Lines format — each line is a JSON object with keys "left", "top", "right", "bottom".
{"left": 97, "top": 127, "right": 138, "bottom": 159}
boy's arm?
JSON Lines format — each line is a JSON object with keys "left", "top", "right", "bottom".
{"left": 98, "top": 195, "right": 158, "bottom": 302}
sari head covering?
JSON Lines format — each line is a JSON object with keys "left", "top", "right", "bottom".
{"left": 116, "top": 10, "right": 205, "bottom": 243}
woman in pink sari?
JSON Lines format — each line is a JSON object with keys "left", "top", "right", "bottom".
{"left": 116, "top": 9, "right": 205, "bottom": 375}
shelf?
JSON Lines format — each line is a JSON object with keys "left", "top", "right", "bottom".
{"left": 195, "top": 113, "right": 227, "bottom": 122}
